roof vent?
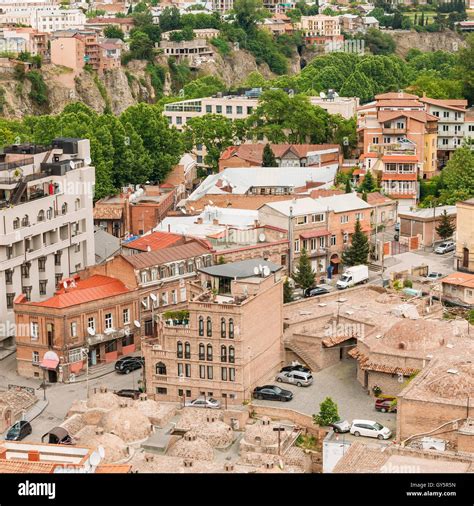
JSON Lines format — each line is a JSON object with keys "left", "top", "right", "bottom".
{"left": 119, "top": 400, "right": 128, "bottom": 408}
{"left": 139, "top": 394, "right": 148, "bottom": 402}
{"left": 265, "top": 461, "right": 274, "bottom": 469}
{"left": 261, "top": 417, "right": 271, "bottom": 426}
{"left": 183, "top": 459, "right": 193, "bottom": 468}
{"left": 145, "top": 454, "right": 154, "bottom": 462}
{"left": 184, "top": 432, "right": 197, "bottom": 442}
{"left": 95, "top": 427, "right": 104, "bottom": 436}
{"left": 224, "top": 462, "right": 234, "bottom": 472}
{"left": 398, "top": 341, "right": 406, "bottom": 350}
{"left": 206, "top": 415, "right": 216, "bottom": 423}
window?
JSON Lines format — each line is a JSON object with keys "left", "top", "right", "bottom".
{"left": 221, "top": 318, "right": 226, "bottom": 338}
{"left": 229, "top": 368, "right": 235, "bottom": 381}
{"left": 141, "top": 271, "right": 148, "bottom": 284}
{"left": 105, "top": 313, "right": 113, "bottom": 330}
{"left": 70, "top": 322, "right": 77, "bottom": 338}
{"left": 38, "top": 257, "right": 46, "bottom": 272}
{"left": 294, "top": 239, "right": 300, "bottom": 253}
{"left": 39, "top": 280, "right": 47, "bottom": 296}
{"left": 229, "top": 319, "right": 234, "bottom": 339}
{"left": 216, "top": 105, "right": 222, "bottom": 113}
{"left": 206, "top": 317, "right": 212, "bottom": 337}
{"left": 312, "top": 214, "right": 324, "bottom": 222}
{"left": 177, "top": 341, "right": 183, "bottom": 358}
{"left": 22, "top": 215, "right": 29, "bottom": 227}
{"left": 54, "top": 252, "right": 62, "bottom": 266}
{"left": 343, "top": 232, "right": 349, "bottom": 244}
{"left": 13, "top": 217, "right": 20, "bottom": 230}
{"left": 355, "top": 212, "right": 364, "bottom": 220}
{"left": 221, "top": 345, "right": 227, "bottom": 362}
{"left": 122, "top": 308, "right": 130, "bottom": 325}
{"left": 21, "top": 263, "right": 31, "bottom": 279}
{"left": 296, "top": 216, "right": 307, "bottom": 225}
{"left": 205, "top": 105, "right": 212, "bottom": 113}
{"left": 199, "top": 365, "right": 205, "bottom": 379}
{"left": 5, "top": 270, "right": 13, "bottom": 284}
{"left": 199, "top": 343, "right": 205, "bottom": 360}
{"left": 247, "top": 106, "right": 253, "bottom": 114}
{"left": 61, "top": 203, "right": 67, "bottom": 215}
{"left": 443, "top": 111, "right": 449, "bottom": 118}
{"left": 161, "top": 292, "right": 168, "bottom": 306}
{"left": 75, "top": 199, "right": 81, "bottom": 211}
{"left": 340, "top": 215, "right": 349, "bottom": 224}
{"left": 176, "top": 116, "right": 182, "bottom": 125}
{"left": 221, "top": 367, "right": 227, "bottom": 381}
{"left": 31, "top": 322, "right": 39, "bottom": 340}
{"left": 37, "top": 210, "right": 45, "bottom": 222}
{"left": 185, "top": 342, "right": 191, "bottom": 359}
{"left": 226, "top": 105, "right": 232, "bottom": 114}
{"left": 178, "top": 363, "right": 184, "bottom": 377}
{"left": 69, "top": 348, "right": 83, "bottom": 363}
{"left": 180, "top": 287, "right": 187, "bottom": 302}
{"left": 47, "top": 207, "right": 53, "bottom": 220}
{"left": 156, "top": 387, "right": 167, "bottom": 395}
{"left": 207, "top": 344, "right": 213, "bottom": 361}
{"left": 32, "top": 351, "right": 39, "bottom": 365}
{"left": 198, "top": 316, "right": 204, "bottom": 336}
{"left": 207, "top": 366, "right": 213, "bottom": 379}
{"left": 185, "top": 363, "right": 191, "bottom": 378}
{"left": 171, "top": 290, "right": 177, "bottom": 304}
{"left": 229, "top": 346, "right": 235, "bottom": 363}
{"left": 88, "top": 317, "right": 95, "bottom": 331}
{"left": 236, "top": 106, "right": 243, "bottom": 114}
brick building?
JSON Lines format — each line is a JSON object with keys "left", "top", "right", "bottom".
{"left": 455, "top": 198, "right": 474, "bottom": 273}
{"left": 441, "top": 272, "right": 474, "bottom": 309}
{"left": 142, "top": 259, "right": 284, "bottom": 405}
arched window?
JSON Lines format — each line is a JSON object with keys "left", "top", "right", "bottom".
{"left": 185, "top": 342, "right": 191, "bottom": 359}
{"left": 61, "top": 203, "right": 67, "bottom": 215}
{"left": 229, "top": 318, "right": 234, "bottom": 339}
{"left": 21, "top": 215, "right": 29, "bottom": 227}
{"left": 75, "top": 198, "right": 81, "bottom": 211}
{"left": 206, "top": 344, "right": 213, "bottom": 361}
{"left": 206, "top": 317, "right": 212, "bottom": 337}
{"left": 177, "top": 341, "right": 183, "bottom": 358}
{"left": 155, "top": 362, "right": 166, "bottom": 375}
{"left": 221, "top": 317, "right": 226, "bottom": 338}
{"left": 199, "top": 343, "right": 205, "bottom": 360}
{"left": 198, "top": 316, "right": 204, "bottom": 336}
{"left": 46, "top": 207, "right": 53, "bottom": 220}
{"left": 229, "top": 346, "right": 235, "bottom": 364}
{"left": 37, "top": 210, "right": 45, "bottom": 222}
{"left": 221, "top": 345, "right": 227, "bottom": 362}
{"left": 13, "top": 217, "right": 20, "bottom": 229}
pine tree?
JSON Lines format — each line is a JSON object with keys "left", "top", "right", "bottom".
{"left": 359, "top": 170, "right": 376, "bottom": 193}
{"left": 313, "top": 397, "right": 340, "bottom": 426}
{"left": 345, "top": 178, "right": 352, "bottom": 193}
{"left": 293, "top": 248, "right": 315, "bottom": 290}
{"left": 283, "top": 279, "right": 293, "bottom": 303}
{"left": 341, "top": 218, "right": 370, "bottom": 267}
{"left": 262, "top": 143, "right": 277, "bottom": 167}
{"left": 435, "top": 210, "right": 455, "bottom": 240}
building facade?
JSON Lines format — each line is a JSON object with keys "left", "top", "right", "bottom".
{"left": 0, "top": 138, "right": 95, "bottom": 348}
{"left": 455, "top": 198, "right": 474, "bottom": 273}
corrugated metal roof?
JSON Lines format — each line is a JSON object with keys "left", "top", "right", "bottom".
{"left": 124, "top": 242, "right": 211, "bottom": 269}
{"left": 124, "top": 231, "right": 184, "bottom": 252}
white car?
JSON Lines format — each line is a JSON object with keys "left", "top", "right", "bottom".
{"left": 426, "top": 272, "right": 444, "bottom": 281}
{"left": 435, "top": 241, "right": 455, "bottom": 254}
{"left": 275, "top": 370, "right": 313, "bottom": 387}
{"left": 350, "top": 420, "right": 392, "bottom": 440}
{"left": 184, "top": 397, "right": 221, "bottom": 409}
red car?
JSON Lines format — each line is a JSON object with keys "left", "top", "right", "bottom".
{"left": 375, "top": 397, "right": 397, "bottom": 413}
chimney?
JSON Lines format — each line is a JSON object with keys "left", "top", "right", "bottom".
{"left": 139, "top": 393, "right": 148, "bottom": 402}
{"left": 145, "top": 454, "right": 154, "bottom": 462}
{"left": 224, "top": 462, "right": 234, "bottom": 472}
{"left": 183, "top": 459, "right": 193, "bottom": 468}
{"left": 95, "top": 427, "right": 104, "bottom": 436}
{"left": 28, "top": 451, "right": 40, "bottom": 462}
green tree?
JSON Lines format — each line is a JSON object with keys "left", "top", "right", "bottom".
{"left": 293, "top": 248, "right": 315, "bottom": 290}
{"left": 313, "top": 397, "right": 340, "bottom": 427}
{"left": 128, "top": 30, "right": 155, "bottom": 60}
{"left": 459, "top": 33, "right": 474, "bottom": 104}
{"left": 262, "top": 143, "right": 277, "bottom": 167}
{"left": 243, "top": 70, "right": 267, "bottom": 88}
{"left": 440, "top": 146, "right": 474, "bottom": 203}
{"left": 183, "top": 75, "right": 226, "bottom": 99}
{"left": 435, "top": 210, "right": 455, "bottom": 240}
{"left": 345, "top": 178, "right": 352, "bottom": 193}
{"left": 359, "top": 170, "right": 376, "bottom": 193}
{"left": 283, "top": 279, "right": 293, "bottom": 303}
{"left": 103, "top": 25, "right": 125, "bottom": 40}
{"left": 363, "top": 28, "right": 396, "bottom": 55}
{"left": 340, "top": 69, "right": 374, "bottom": 104}
{"left": 234, "top": 0, "right": 264, "bottom": 31}
{"left": 342, "top": 218, "right": 370, "bottom": 266}
{"left": 159, "top": 6, "right": 181, "bottom": 31}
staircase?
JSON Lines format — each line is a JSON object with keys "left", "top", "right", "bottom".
{"left": 284, "top": 340, "right": 320, "bottom": 372}
{"left": 10, "top": 181, "right": 27, "bottom": 205}
{"left": 368, "top": 263, "right": 383, "bottom": 272}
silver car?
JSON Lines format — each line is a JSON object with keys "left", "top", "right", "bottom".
{"left": 435, "top": 241, "right": 455, "bottom": 254}
{"left": 184, "top": 397, "right": 221, "bottom": 409}
{"left": 275, "top": 370, "right": 313, "bottom": 387}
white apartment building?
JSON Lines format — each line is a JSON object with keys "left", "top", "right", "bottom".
{"left": 299, "top": 15, "right": 341, "bottom": 36}
{"left": 211, "top": 0, "right": 233, "bottom": 13}
{"left": 0, "top": 138, "right": 95, "bottom": 349}
{"left": 0, "top": 5, "right": 85, "bottom": 33}
{"left": 310, "top": 94, "right": 359, "bottom": 119}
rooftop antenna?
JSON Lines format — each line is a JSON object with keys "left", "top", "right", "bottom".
{"left": 320, "top": 91, "right": 326, "bottom": 99}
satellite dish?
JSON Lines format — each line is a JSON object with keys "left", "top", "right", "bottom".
{"left": 253, "top": 266, "right": 260, "bottom": 275}
{"left": 208, "top": 200, "right": 214, "bottom": 205}
{"left": 134, "top": 320, "right": 141, "bottom": 327}
{"left": 182, "top": 208, "right": 187, "bottom": 214}
{"left": 85, "top": 157, "right": 91, "bottom": 165}
{"left": 87, "top": 327, "right": 96, "bottom": 336}
{"left": 98, "top": 446, "right": 105, "bottom": 459}
{"left": 258, "top": 233, "right": 266, "bottom": 243}
{"left": 141, "top": 300, "right": 148, "bottom": 308}
{"left": 150, "top": 293, "right": 157, "bottom": 302}
{"left": 69, "top": 160, "right": 75, "bottom": 169}
{"left": 320, "top": 92, "right": 326, "bottom": 98}
{"left": 89, "top": 451, "right": 101, "bottom": 467}
{"left": 83, "top": 460, "right": 91, "bottom": 473}
{"left": 263, "top": 266, "right": 270, "bottom": 276}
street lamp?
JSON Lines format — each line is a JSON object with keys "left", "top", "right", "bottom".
{"left": 81, "top": 347, "right": 89, "bottom": 399}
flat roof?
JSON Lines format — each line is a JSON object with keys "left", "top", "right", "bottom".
{"left": 198, "top": 259, "right": 281, "bottom": 279}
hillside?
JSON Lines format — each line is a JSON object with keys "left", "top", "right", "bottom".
{"left": 390, "top": 30, "right": 466, "bottom": 57}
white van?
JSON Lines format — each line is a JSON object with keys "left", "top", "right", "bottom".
{"left": 350, "top": 419, "right": 392, "bottom": 440}
{"left": 275, "top": 370, "right": 313, "bottom": 387}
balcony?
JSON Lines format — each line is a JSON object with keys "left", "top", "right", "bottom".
{"left": 382, "top": 127, "right": 406, "bottom": 135}
{"left": 86, "top": 328, "right": 126, "bottom": 347}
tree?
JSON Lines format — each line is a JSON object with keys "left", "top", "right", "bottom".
{"left": 341, "top": 218, "right": 370, "bottom": 267}
{"left": 459, "top": 33, "right": 474, "bottom": 104}
{"left": 363, "top": 28, "right": 396, "bottom": 56}
{"left": 345, "top": 178, "right": 352, "bottom": 193}
{"left": 234, "top": 0, "right": 264, "bottom": 31}
{"left": 313, "top": 397, "right": 339, "bottom": 427}
{"left": 183, "top": 75, "right": 225, "bottom": 99}
{"left": 262, "top": 143, "right": 277, "bottom": 167}
{"left": 436, "top": 210, "right": 455, "bottom": 240}
{"left": 359, "top": 170, "right": 376, "bottom": 193}
{"left": 159, "top": 6, "right": 181, "bottom": 32}
{"left": 340, "top": 69, "right": 374, "bottom": 104}
{"left": 283, "top": 279, "right": 293, "bottom": 303}
{"left": 129, "top": 30, "right": 154, "bottom": 60}
{"left": 440, "top": 146, "right": 474, "bottom": 204}
{"left": 293, "top": 248, "right": 315, "bottom": 290}
{"left": 103, "top": 25, "right": 125, "bottom": 40}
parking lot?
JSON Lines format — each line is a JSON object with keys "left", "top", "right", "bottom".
{"left": 252, "top": 359, "right": 397, "bottom": 435}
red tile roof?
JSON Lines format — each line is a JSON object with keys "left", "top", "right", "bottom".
{"left": 364, "top": 192, "right": 393, "bottom": 205}
{"left": 381, "top": 173, "right": 417, "bottom": 181}
{"left": 299, "top": 229, "right": 331, "bottom": 239}
{"left": 442, "top": 272, "right": 474, "bottom": 289}
{"left": 377, "top": 99, "right": 424, "bottom": 108}
{"left": 0, "top": 460, "right": 57, "bottom": 473}
{"left": 123, "top": 231, "right": 184, "bottom": 252}
{"left": 382, "top": 155, "right": 419, "bottom": 163}
{"left": 375, "top": 92, "right": 419, "bottom": 100}
{"left": 378, "top": 110, "right": 438, "bottom": 124}
{"left": 348, "top": 348, "right": 419, "bottom": 376}
{"left": 24, "top": 275, "right": 130, "bottom": 309}
{"left": 420, "top": 97, "right": 468, "bottom": 112}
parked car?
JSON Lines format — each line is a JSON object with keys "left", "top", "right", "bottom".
{"left": 275, "top": 370, "right": 313, "bottom": 387}
{"left": 280, "top": 364, "right": 311, "bottom": 374}
{"left": 5, "top": 420, "right": 32, "bottom": 441}
{"left": 329, "top": 420, "right": 351, "bottom": 433}
{"left": 375, "top": 397, "right": 397, "bottom": 413}
{"left": 336, "top": 265, "right": 369, "bottom": 290}
{"left": 350, "top": 420, "right": 392, "bottom": 440}
{"left": 304, "top": 285, "right": 330, "bottom": 298}
{"left": 252, "top": 385, "right": 293, "bottom": 402}
{"left": 184, "top": 397, "right": 221, "bottom": 409}
{"left": 426, "top": 272, "right": 444, "bottom": 281}
{"left": 435, "top": 241, "right": 455, "bottom": 255}
{"left": 114, "top": 356, "right": 144, "bottom": 374}
{"left": 115, "top": 389, "right": 141, "bottom": 400}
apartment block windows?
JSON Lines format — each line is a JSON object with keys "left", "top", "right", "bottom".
{"left": 226, "top": 105, "right": 232, "bottom": 114}
{"left": 39, "top": 280, "right": 47, "bottom": 296}
{"left": 199, "top": 316, "right": 204, "bottom": 336}
{"left": 207, "top": 366, "right": 213, "bottom": 379}
{"left": 177, "top": 341, "right": 183, "bottom": 359}
{"left": 122, "top": 308, "right": 130, "bottom": 325}
{"left": 221, "top": 318, "right": 226, "bottom": 338}
{"left": 185, "top": 342, "right": 191, "bottom": 360}
{"left": 207, "top": 344, "right": 213, "bottom": 361}
{"left": 185, "top": 364, "right": 191, "bottom": 378}
{"left": 296, "top": 216, "right": 307, "bottom": 225}
{"left": 23, "top": 286, "right": 32, "bottom": 302}
{"left": 229, "top": 346, "right": 235, "bottom": 363}
{"left": 236, "top": 106, "right": 243, "bottom": 114}
{"left": 294, "top": 239, "right": 300, "bottom": 253}
{"left": 6, "top": 294, "right": 15, "bottom": 309}
{"left": 216, "top": 105, "right": 222, "bottom": 113}
{"left": 199, "top": 343, "right": 205, "bottom": 360}
{"left": 70, "top": 322, "right": 77, "bottom": 338}
{"left": 32, "top": 351, "right": 39, "bottom": 365}
{"left": 88, "top": 317, "right": 95, "bottom": 331}
{"left": 178, "top": 363, "right": 183, "bottom": 377}
{"left": 5, "top": 270, "right": 12, "bottom": 284}
{"left": 156, "top": 388, "right": 167, "bottom": 395}
{"left": 229, "top": 368, "right": 235, "bottom": 381}
{"left": 199, "top": 365, "right": 205, "bottom": 379}
{"left": 38, "top": 257, "right": 46, "bottom": 272}
{"left": 105, "top": 313, "right": 113, "bottom": 330}
{"left": 205, "top": 105, "right": 212, "bottom": 113}
{"left": 54, "top": 252, "right": 62, "bottom": 266}
{"left": 206, "top": 317, "right": 212, "bottom": 337}
{"left": 221, "top": 345, "right": 227, "bottom": 362}
{"left": 340, "top": 215, "right": 349, "bottom": 224}
{"left": 31, "top": 322, "right": 39, "bottom": 340}
{"left": 355, "top": 212, "right": 364, "bottom": 220}
{"left": 312, "top": 214, "right": 324, "bottom": 223}
{"left": 221, "top": 367, "right": 227, "bottom": 381}
{"left": 443, "top": 111, "right": 449, "bottom": 118}
{"left": 21, "top": 263, "right": 31, "bottom": 279}
{"left": 229, "top": 319, "right": 234, "bottom": 339}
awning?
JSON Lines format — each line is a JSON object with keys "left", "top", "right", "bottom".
{"left": 40, "top": 359, "right": 59, "bottom": 370}
{"left": 300, "top": 229, "right": 331, "bottom": 240}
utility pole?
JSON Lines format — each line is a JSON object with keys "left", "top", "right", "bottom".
{"left": 288, "top": 206, "right": 293, "bottom": 277}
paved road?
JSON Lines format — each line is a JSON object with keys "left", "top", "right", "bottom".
{"left": 252, "top": 359, "right": 397, "bottom": 434}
